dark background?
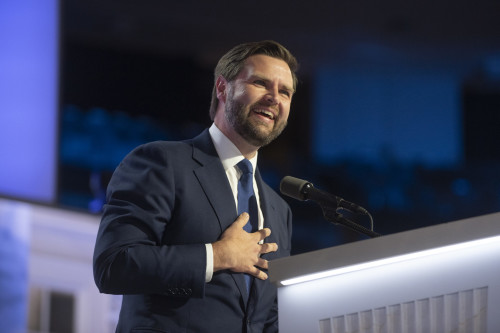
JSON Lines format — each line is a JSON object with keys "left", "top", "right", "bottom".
{"left": 58, "top": 0, "right": 500, "bottom": 254}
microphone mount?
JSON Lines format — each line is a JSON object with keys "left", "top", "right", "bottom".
{"left": 280, "top": 176, "right": 381, "bottom": 238}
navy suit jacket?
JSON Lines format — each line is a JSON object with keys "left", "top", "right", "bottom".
{"left": 93, "top": 129, "right": 293, "bottom": 333}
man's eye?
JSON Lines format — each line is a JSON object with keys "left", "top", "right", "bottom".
{"left": 280, "top": 90, "right": 291, "bottom": 97}
{"left": 254, "top": 80, "right": 266, "bottom": 86}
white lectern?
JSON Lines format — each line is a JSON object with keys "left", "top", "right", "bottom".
{"left": 269, "top": 212, "right": 500, "bottom": 333}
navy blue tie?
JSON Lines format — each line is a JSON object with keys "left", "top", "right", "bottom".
{"left": 236, "top": 159, "right": 258, "bottom": 300}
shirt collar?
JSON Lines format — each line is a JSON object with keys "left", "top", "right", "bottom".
{"left": 209, "top": 123, "right": 258, "bottom": 173}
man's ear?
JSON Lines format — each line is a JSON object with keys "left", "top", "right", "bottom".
{"left": 215, "top": 75, "right": 228, "bottom": 103}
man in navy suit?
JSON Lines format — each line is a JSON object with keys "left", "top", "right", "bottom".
{"left": 93, "top": 40, "right": 298, "bottom": 333}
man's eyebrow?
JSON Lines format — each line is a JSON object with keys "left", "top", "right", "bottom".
{"left": 250, "top": 74, "right": 295, "bottom": 93}
{"left": 249, "top": 74, "right": 268, "bottom": 81}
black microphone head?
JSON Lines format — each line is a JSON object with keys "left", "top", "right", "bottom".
{"left": 280, "top": 176, "right": 312, "bottom": 201}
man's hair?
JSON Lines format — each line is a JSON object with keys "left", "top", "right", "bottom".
{"left": 209, "top": 40, "right": 299, "bottom": 121}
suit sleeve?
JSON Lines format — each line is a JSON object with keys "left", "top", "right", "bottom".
{"left": 93, "top": 143, "right": 207, "bottom": 297}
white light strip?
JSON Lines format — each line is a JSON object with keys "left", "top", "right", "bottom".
{"left": 281, "top": 235, "right": 500, "bottom": 286}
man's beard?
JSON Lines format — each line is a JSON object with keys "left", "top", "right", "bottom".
{"left": 225, "top": 98, "right": 287, "bottom": 148}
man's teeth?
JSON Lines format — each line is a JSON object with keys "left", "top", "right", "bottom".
{"left": 255, "top": 110, "right": 274, "bottom": 119}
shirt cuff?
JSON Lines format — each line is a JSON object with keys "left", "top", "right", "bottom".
{"left": 205, "top": 243, "right": 214, "bottom": 282}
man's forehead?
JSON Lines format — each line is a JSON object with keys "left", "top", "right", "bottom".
{"left": 240, "top": 55, "right": 293, "bottom": 84}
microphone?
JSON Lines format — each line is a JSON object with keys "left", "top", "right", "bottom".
{"left": 280, "top": 176, "right": 368, "bottom": 215}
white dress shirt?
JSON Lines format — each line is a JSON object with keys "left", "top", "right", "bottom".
{"left": 204, "top": 123, "right": 264, "bottom": 282}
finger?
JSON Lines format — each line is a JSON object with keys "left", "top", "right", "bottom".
{"left": 248, "top": 267, "right": 268, "bottom": 280}
{"left": 254, "top": 258, "right": 269, "bottom": 270}
{"left": 260, "top": 242, "right": 278, "bottom": 254}
{"left": 254, "top": 228, "right": 271, "bottom": 241}
{"left": 234, "top": 213, "right": 250, "bottom": 227}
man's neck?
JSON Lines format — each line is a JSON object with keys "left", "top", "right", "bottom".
{"left": 212, "top": 122, "right": 258, "bottom": 159}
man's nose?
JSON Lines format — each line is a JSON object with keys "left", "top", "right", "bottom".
{"left": 264, "top": 88, "right": 279, "bottom": 105}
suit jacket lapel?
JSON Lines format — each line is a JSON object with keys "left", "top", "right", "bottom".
{"left": 190, "top": 129, "right": 236, "bottom": 234}
{"left": 189, "top": 129, "right": 248, "bottom": 301}
{"left": 256, "top": 168, "right": 278, "bottom": 246}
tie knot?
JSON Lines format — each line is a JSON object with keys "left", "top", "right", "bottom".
{"left": 237, "top": 159, "right": 253, "bottom": 175}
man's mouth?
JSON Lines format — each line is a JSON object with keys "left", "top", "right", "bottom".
{"left": 253, "top": 109, "right": 276, "bottom": 120}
